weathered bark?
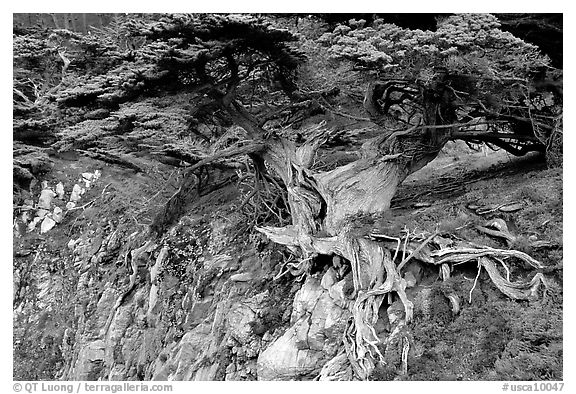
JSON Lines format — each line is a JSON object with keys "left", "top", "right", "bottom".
{"left": 251, "top": 80, "right": 549, "bottom": 379}
{"left": 253, "top": 108, "right": 452, "bottom": 379}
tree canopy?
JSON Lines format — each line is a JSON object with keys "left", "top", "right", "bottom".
{"left": 13, "top": 13, "right": 562, "bottom": 381}
{"left": 319, "top": 14, "right": 561, "bottom": 156}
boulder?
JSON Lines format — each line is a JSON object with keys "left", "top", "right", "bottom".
{"left": 404, "top": 271, "right": 417, "bottom": 288}
{"left": 318, "top": 353, "right": 354, "bottom": 381}
{"left": 321, "top": 267, "right": 338, "bottom": 289}
{"left": 230, "top": 273, "right": 252, "bottom": 282}
{"left": 40, "top": 216, "right": 56, "bottom": 234}
{"left": 257, "top": 325, "right": 323, "bottom": 380}
{"left": 70, "top": 184, "right": 85, "bottom": 203}
{"left": 294, "top": 317, "right": 311, "bottom": 350}
{"left": 71, "top": 340, "right": 106, "bottom": 380}
{"left": 36, "top": 208, "right": 49, "bottom": 218}
{"left": 56, "top": 182, "right": 65, "bottom": 199}
{"left": 328, "top": 273, "right": 354, "bottom": 309}
{"left": 290, "top": 277, "right": 324, "bottom": 324}
{"left": 225, "top": 303, "right": 258, "bottom": 343}
{"left": 53, "top": 206, "right": 64, "bottom": 223}
{"left": 258, "top": 276, "right": 351, "bottom": 380}
{"left": 38, "top": 188, "right": 56, "bottom": 210}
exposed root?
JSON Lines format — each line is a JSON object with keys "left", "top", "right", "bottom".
{"left": 475, "top": 218, "right": 516, "bottom": 246}
{"left": 431, "top": 246, "right": 544, "bottom": 269}
{"left": 343, "top": 320, "right": 368, "bottom": 379}
{"left": 397, "top": 230, "right": 438, "bottom": 271}
{"left": 479, "top": 257, "right": 549, "bottom": 300}
{"left": 400, "top": 336, "right": 410, "bottom": 375}
{"left": 469, "top": 261, "right": 482, "bottom": 303}
{"left": 402, "top": 228, "right": 410, "bottom": 261}
{"left": 335, "top": 234, "right": 415, "bottom": 380}
{"left": 494, "top": 256, "right": 511, "bottom": 281}
{"left": 445, "top": 293, "right": 460, "bottom": 314}
{"left": 440, "top": 263, "right": 451, "bottom": 281}
{"left": 252, "top": 124, "right": 549, "bottom": 380}
{"left": 369, "top": 232, "right": 402, "bottom": 262}
{"left": 260, "top": 223, "right": 550, "bottom": 380}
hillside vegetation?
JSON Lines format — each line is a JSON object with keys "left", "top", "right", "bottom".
{"left": 13, "top": 13, "right": 562, "bottom": 381}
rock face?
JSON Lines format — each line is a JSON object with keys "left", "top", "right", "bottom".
{"left": 41, "top": 203, "right": 303, "bottom": 382}
{"left": 44, "top": 198, "right": 433, "bottom": 382}
{"left": 14, "top": 152, "right": 562, "bottom": 382}
{"left": 71, "top": 340, "right": 106, "bottom": 380}
{"left": 63, "top": 217, "right": 356, "bottom": 382}
{"left": 257, "top": 275, "right": 351, "bottom": 380}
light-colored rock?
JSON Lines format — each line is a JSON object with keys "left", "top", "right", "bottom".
{"left": 327, "top": 274, "right": 354, "bottom": 309}
{"left": 104, "top": 299, "right": 137, "bottom": 368}
{"left": 38, "top": 189, "right": 56, "bottom": 210}
{"left": 181, "top": 291, "right": 193, "bottom": 311}
{"left": 56, "top": 182, "right": 65, "bottom": 199}
{"left": 258, "top": 276, "right": 351, "bottom": 380}
{"left": 194, "top": 363, "right": 220, "bottom": 381}
{"left": 153, "top": 322, "right": 215, "bottom": 380}
{"left": 108, "top": 365, "right": 126, "bottom": 381}
{"left": 318, "top": 353, "right": 354, "bottom": 381}
{"left": 226, "top": 303, "right": 257, "bottom": 343}
{"left": 226, "top": 363, "right": 236, "bottom": 374}
{"left": 147, "top": 284, "right": 159, "bottom": 322}
{"left": 291, "top": 277, "right": 324, "bottom": 324}
{"left": 262, "top": 331, "right": 273, "bottom": 342}
{"left": 319, "top": 294, "right": 349, "bottom": 339}
{"left": 150, "top": 246, "right": 167, "bottom": 284}
{"left": 67, "top": 238, "right": 77, "bottom": 250}
{"left": 71, "top": 340, "right": 106, "bottom": 380}
{"left": 387, "top": 300, "right": 406, "bottom": 326}
{"left": 404, "top": 271, "right": 417, "bottom": 288}
{"left": 66, "top": 201, "right": 76, "bottom": 210}
{"left": 294, "top": 317, "right": 310, "bottom": 350}
{"left": 53, "top": 206, "right": 64, "bottom": 223}
{"left": 40, "top": 216, "right": 56, "bottom": 234}
{"left": 308, "top": 292, "right": 348, "bottom": 351}
{"left": 403, "top": 260, "right": 423, "bottom": 284}
{"left": 257, "top": 325, "right": 323, "bottom": 380}
{"left": 230, "top": 273, "right": 252, "bottom": 282}
{"left": 184, "top": 298, "right": 212, "bottom": 328}
{"left": 36, "top": 208, "right": 49, "bottom": 218}
{"left": 82, "top": 172, "right": 94, "bottom": 181}
{"left": 225, "top": 371, "right": 241, "bottom": 381}
{"left": 321, "top": 267, "right": 338, "bottom": 289}
{"left": 70, "top": 184, "right": 85, "bottom": 202}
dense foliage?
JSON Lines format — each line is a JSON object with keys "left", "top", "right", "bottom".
{"left": 13, "top": 13, "right": 563, "bottom": 381}
{"left": 319, "top": 14, "right": 561, "bottom": 156}
{"left": 13, "top": 14, "right": 562, "bottom": 162}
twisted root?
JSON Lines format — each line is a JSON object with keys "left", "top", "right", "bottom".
{"left": 258, "top": 223, "right": 550, "bottom": 380}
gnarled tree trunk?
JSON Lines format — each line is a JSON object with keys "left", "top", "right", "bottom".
{"left": 155, "top": 78, "right": 548, "bottom": 379}
{"left": 252, "top": 83, "right": 454, "bottom": 378}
